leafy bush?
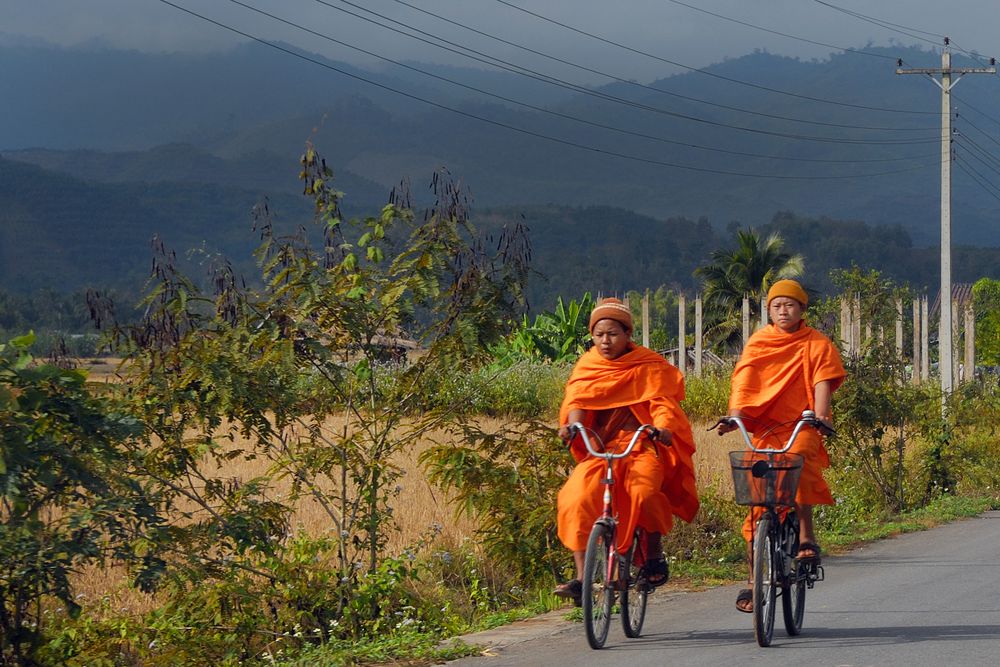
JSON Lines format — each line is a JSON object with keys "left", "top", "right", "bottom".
{"left": 0, "top": 333, "right": 164, "bottom": 666}
{"left": 681, "top": 370, "right": 731, "bottom": 421}
{"left": 420, "top": 420, "right": 574, "bottom": 583}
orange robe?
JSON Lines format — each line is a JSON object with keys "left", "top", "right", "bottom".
{"left": 729, "top": 323, "right": 846, "bottom": 541}
{"left": 557, "top": 345, "right": 699, "bottom": 553}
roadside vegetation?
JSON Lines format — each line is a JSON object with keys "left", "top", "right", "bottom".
{"left": 3, "top": 149, "right": 1000, "bottom": 666}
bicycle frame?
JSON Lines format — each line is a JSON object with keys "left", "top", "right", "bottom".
{"left": 716, "top": 409, "right": 831, "bottom": 646}
{"left": 568, "top": 421, "right": 657, "bottom": 649}
{"left": 570, "top": 421, "right": 655, "bottom": 527}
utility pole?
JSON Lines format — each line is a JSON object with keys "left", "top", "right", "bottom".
{"left": 896, "top": 40, "right": 995, "bottom": 402}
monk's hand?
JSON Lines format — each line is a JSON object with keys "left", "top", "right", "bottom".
{"left": 815, "top": 417, "right": 835, "bottom": 436}
{"left": 558, "top": 424, "right": 575, "bottom": 442}
{"left": 714, "top": 419, "right": 735, "bottom": 435}
{"left": 648, "top": 426, "right": 672, "bottom": 445}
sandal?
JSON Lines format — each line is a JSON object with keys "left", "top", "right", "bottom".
{"left": 553, "top": 579, "right": 583, "bottom": 607}
{"left": 796, "top": 542, "right": 822, "bottom": 561}
{"left": 735, "top": 588, "right": 753, "bottom": 613}
{"left": 640, "top": 557, "right": 669, "bottom": 589}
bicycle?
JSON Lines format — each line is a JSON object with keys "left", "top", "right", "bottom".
{"left": 566, "top": 422, "right": 660, "bottom": 649}
{"left": 710, "top": 410, "right": 833, "bottom": 647}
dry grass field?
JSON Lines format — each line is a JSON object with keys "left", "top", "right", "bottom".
{"left": 72, "top": 360, "right": 741, "bottom": 617}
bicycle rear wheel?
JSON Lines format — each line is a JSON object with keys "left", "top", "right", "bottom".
{"left": 752, "top": 513, "right": 776, "bottom": 647}
{"left": 583, "top": 522, "right": 616, "bottom": 649}
{"left": 619, "top": 530, "right": 647, "bottom": 638}
{"left": 781, "top": 513, "right": 806, "bottom": 636}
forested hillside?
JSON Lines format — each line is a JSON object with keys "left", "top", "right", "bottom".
{"left": 4, "top": 150, "right": 998, "bottom": 308}
{"left": 4, "top": 42, "right": 1000, "bottom": 246}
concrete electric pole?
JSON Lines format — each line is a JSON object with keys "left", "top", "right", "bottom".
{"left": 896, "top": 39, "right": 994, "bottom": 401}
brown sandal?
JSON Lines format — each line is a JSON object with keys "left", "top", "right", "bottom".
{"left": 735, "top": 588, "right": 753, "bottom": 613}
{"left": 553, "top": 579, "right": 582, "bottom": 607}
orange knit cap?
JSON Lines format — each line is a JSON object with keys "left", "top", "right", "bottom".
{"left": 767, "top": 279, "right": 809, "bottom": 308}
{"left": 589, "top": 297, "right": 633, "bottom": 333}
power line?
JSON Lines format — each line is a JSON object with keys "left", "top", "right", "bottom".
{"left": 954, "top": 135, "right": 1000, "bottom": 177}
{"left": 665, "top": 0, "right": 898, "bottom": 60}
{"left": 491, "top": 0, "right": 938, "bottom": 115}
{"left": 955, "top": 112, "right": 1000, "bottom": 149}
{"left": 811, "top": 0, "right": 944, "bottom": 46}
{"left": 223, "top": 0, "right": 936, "bottom": 162}
{"left": 958, "top": 142, "right": 1000, "bottom": 180}
{"left": 955, "top": 155, "right": 1000, "bottom": 203}
{"left": 153, "top": 0, "right": 941, "bottom": 181}
{"left": 382, "top": 0, "right": 932, "bottom": 133}
{"left": 311, "top": 0, "right": 937, "bottom": 143}
{"left": 954, "top": 133, "right": 1000, "bottom": 172}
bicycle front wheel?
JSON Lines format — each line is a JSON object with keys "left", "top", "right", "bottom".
{"left": 619, "top": 531, "right": 647, "bottom": 638}
{"left": 752, "top": 513, "right": 776, "bottom": 647}
{"left": 583, "top": 522, "right": 616, "bottom": 649}
{"left": 781, "top": 513, "right": 806, "bottom": 635}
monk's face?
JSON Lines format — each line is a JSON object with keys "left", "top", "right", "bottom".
{"left": 769, "top": 296, "right": 804, "bottom": 333}
{"left": 592, "top": 319, "right": 630, "bottom": 359}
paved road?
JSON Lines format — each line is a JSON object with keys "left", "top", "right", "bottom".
{"left": 448, "top": 511, "right": 1000, "bottom": 666}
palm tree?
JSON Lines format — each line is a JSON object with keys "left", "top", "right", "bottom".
{"left": 695, "top": 228, "right": 805, "bottom": 352}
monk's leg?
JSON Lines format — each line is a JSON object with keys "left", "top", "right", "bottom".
{"left": 556, "top": 459, "right": 604, "bottom": 581}
{"left": 796, "top": 503, "right": 820, "bottom": 558}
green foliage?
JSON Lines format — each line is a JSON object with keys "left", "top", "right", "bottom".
{"left": 419, "top": 420, "right": 574, "bottom": 583}
{"left": 0, "top": 333, "right": 164, "bottom": 665}
{"left": 694, "top": 227, "right": 804, "bottom": 352}
{"left": 426, "top": 361, "right": 569, "bottom": 419}
{"left": 973, "top": 277, "right": 1000, "bottom": 365}
{"left": 496, "top": 294, "right": 593, "bottom": 364}
{"left": 63, "top": 144, "right": 532, "bottom": 664}
{"left": 680, "top": 370, "right": 732, "bottom": 421}
{"left": 824, "top": 270, "right": 934, "bottom": 513}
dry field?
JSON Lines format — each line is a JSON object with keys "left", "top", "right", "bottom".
{"left": 72, "top": 416, "right": 740, "bottom": 615}
{"left": 72, "top": 360, "right": 741, "bottom": 616}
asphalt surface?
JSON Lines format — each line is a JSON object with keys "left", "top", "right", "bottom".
{"left": 446, "top": 511, "right": 1000, "bottom": 666}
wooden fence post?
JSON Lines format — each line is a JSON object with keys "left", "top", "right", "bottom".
{"left": 840, "top": 297, "right": 851, "bottom": 351}
{"left": 742, "top": 296, "right": 750, "bottom": 350}
{"left": 642, "top": 289, "right": 650, "bottom": 349}
{"left": 852, "top": 294, "right": 862, "bottom": 356}
{"left": 921, "top": 295, "right": 930, "bottom": 382}
{"left": 895, "top": 297, "right": 904, "bottom": 362}
{"left": 965, "top": 303, "right": 975, "bottom": 383}
{"left": 678, "top": 294, "right": 687, "bottom": 374}
{"left": 912, "top": 298, "right": 921, "bottom": 384}
{"left": 694, "top": 295, "right": 703, "bottom": 378}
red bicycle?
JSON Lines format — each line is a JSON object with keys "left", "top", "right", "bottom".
{"left": 566, "top": 422, "right": 660, "bottom": 649}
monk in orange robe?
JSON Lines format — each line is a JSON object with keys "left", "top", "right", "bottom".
{"left": 553, "top": 298, "right": 699, "bottom": 602}
{"left": 718, "top": 279, "right": 845, "bottom": 612}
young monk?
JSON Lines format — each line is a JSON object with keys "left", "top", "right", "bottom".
{"left": 553, "top": 297, "right": 699, "bottom": 603}
{"left": 718, "top": 279, "right": 845, "bottom": 613}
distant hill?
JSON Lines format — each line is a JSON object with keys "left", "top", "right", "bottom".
{"left": 3, "top": 41, "right": 1000, "bottom": 301}
{"left": 6, "top": 42, "right": 998, "bottom": 245}
{"left": 2, "top": 155, "right": 999, "bottom": 302}
{"left": 0, "top": 156, "right": 310, "bottom": 291}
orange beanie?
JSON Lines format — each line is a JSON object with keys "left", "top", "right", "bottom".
{"left": 767, "top": 280, "right": 808, "bottom": 308}
{"left": 589, "top": 298, "right": 633, "bottom": 333}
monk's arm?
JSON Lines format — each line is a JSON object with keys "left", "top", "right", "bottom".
{"left": 813, "top": 380, "right": 833, "bottom": 421}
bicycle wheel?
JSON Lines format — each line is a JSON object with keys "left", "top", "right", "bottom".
{"left": 619, "top": 531, "right": 647, "bottom": 638}
{"left": 583, "top": 522, "right": 616, "bottom": 649}
{"left": 752, "top": 513, "right": 776, "bottom": 647}
{"left": 781, "top": 513, "right": 806, "bottom": 636}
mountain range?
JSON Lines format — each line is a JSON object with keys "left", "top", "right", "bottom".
{"left": 2, "top": 40, "right": 999, "bottom": 302}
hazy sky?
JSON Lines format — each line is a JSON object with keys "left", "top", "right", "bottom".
{"left": 4, "top": 0, "right": 998, "bottom": 84}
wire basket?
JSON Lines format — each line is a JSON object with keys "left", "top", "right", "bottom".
{"left": 729, "top": 451, "right": 804, "bottom": 507}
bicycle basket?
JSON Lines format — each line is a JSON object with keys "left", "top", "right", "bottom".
{"left": 728, "top": 451, "right": 804, "bottom": 507}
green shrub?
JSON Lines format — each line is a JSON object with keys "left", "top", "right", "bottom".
{"left": 681, "top": 370, "right": 731, "bottom": 421}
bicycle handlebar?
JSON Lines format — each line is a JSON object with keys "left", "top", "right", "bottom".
{"left": 709, "top": 410, "right": 835, "bottom": 454}
{"left": 567, "top": 422, "right": 658, "bottom": 461}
